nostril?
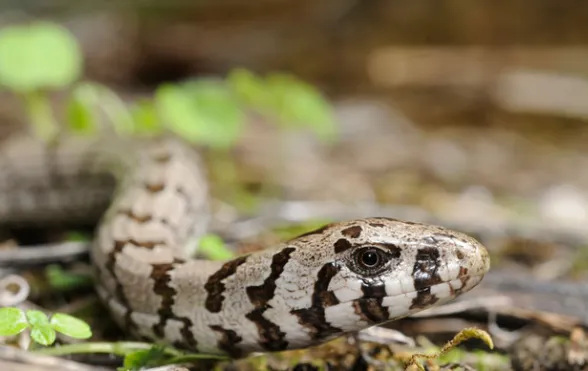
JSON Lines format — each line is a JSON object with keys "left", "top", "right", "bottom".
{"left": 456, "top": 249, "right": 465, "bottom": 260}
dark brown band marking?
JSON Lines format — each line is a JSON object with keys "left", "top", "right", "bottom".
{"left": 412, "top": 247, "right": 442, "bottom": 288}
{"left": 361, "top": 280, "right": 387, "bottom": 299}
{"left": 104, "top": 241, "right": 135, "bottom": 332}
{"left": 245, "top": 308, "right": 288, "bottom": 351}
{"left": 105, "top": 241, "right": 182, "bottom": 334}
{"left": 204, "top": 255, "right": 249, "bottom": 313}
{"left": 353, "top": 298, "right": 389, "bottom": 323}
{"left": 210, "top": 325, "right": 243, "bottom": 357}
{"left": 290, "top": 307, "right": 342, "bottom": 341}
{"left": 246, "top": 247, "right": 296, "bottom": 307}
{"left": 334, "top": 238, "right": 353, "bottom": 253}
{"left": 149, "top": 261, "right": 198, "bottom": 348}
{"left": 411, "top": 246, "right": 442, "bottom": 309}
{"left": 146, "top": 183, "right": 165, "bottom": 192}
{"left": 314, "top": 263, "right": 341, "bottom": 307}
{"left": 244, "top": 247, "right": 296, "bottom": 351}
{"left": 341, "top": 225, "right": 362, "bottom": 238}
{"left": 354, "top": 280, "right": 389, "bottom": 323}
{"left": 151, "top": 263, "right": 176, "bottom": 338}
{"left": 291, "top": 262, "right": 342, "bottom": 340}
{"left": 379, "top": 243, "right": 402, "bottom": 258}
{"left": 106, "top": 241, "right": 126, "bottom": 287}
{"left": 117, "top": 209, "right": 180, "bottom": 231}
{"left": 411, "top": 289, "right": 439, "bottom": 308}
{"left": 117, "top": 209, "right": 153, "bottom": 223}
{"left": 178, "top": 318, "right": 198, "bottom": 349}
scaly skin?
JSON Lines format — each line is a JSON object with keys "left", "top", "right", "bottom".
{"left": 0, "top": 134, "right": 491, "bottom": 357}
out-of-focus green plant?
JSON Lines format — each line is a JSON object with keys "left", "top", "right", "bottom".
{"left": 0, "top": 22, "right": 82, "bottom": 139}
{"left": 0, "top": 19, "right": 338, "bottom": 367}
{"left": 228, "top": 68, "right": 336, "bottom": 142}
{"left": 156, "top": 80, "right": 245, "bottom": 149}
{"left": 0, "top": 21, "right": 336, "bottom": 147}
{"left": 0, "top": 19, "right": 337, "bottom": 261}
{"left": 0, "top": 22, "right": 81, "bottom": 92}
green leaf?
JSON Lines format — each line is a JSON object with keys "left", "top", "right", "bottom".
{"left": 26, "top": 310, "right": 49, "bottom": 327}
{"left": 0, "top": 307, "right": 29, "bottom": 336}
{"left": 265, "top": 73, "right": 336, "bottom": 142}
{"left": 156, "top": 81, "right": 244, "bottom": 149}
{"left": 227, "top": 68, "right": 271, "bottom": 111}
{"left": 0, "top": 22, "right": 82, "bottom": 92}
{"left": 198, "top": 234, "right": 235, "bottom": 261}
{"left": 30, "top": 324, "right": 56, "bottom": 346}
{"left": 130, "top": 99, "right": 163, "bottom": 135}
{"left": 68, "top": 82, "right": 137, "bottom": 137}
{"left": 122, "top": 346, "right": 167, "bottom": 370}
{"left": 50, "top": 313, "right": 92, "bottom": 339}
{"left": 123, "top": 349, "right": 151, "bottom": 371}
{"left": 46, "top": 264, "right": 93, "bottom": 291}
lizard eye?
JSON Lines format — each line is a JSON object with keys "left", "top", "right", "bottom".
{"left": 358, "top": 248, "right": 380, "bottom": 267}
{"left": 349, "top": 247, "right": 392, "bottom": 276}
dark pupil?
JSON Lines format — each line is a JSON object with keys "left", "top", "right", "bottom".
{"left": 361, "top": 250, "right": 379, "bottom": 267}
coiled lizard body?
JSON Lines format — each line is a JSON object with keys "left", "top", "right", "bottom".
{"left": 0, "top": 134, "right": 490, "bottom": 357}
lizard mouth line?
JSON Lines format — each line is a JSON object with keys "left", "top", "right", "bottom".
{"left": 330, "top": 273, "right": 487, "bottom": 309}
{"left": 380, "top": 273, "right": 487, "bottom": 306}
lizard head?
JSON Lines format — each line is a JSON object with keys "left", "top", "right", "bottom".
{"left": 285, "top": 217, "right": 490, "bottom": 339}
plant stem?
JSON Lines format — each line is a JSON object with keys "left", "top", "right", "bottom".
{"left": 33, "top": 341, "right": 227, "bottom": 360}
{"left": 23, "top": 90, "right": 58, "bottom": 141}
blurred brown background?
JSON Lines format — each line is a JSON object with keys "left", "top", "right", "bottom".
{"left": 4, "top": 0, "right": 588, "bottom": 234}
{"left": 9, "top": 1, "right": 588, "bottom": 135}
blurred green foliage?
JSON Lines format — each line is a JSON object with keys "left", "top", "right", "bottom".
{"left": 156, "top": 80, "right": 245, "bottom": 149}
{"left": 0, "top": 19, "right": 339, "bottom": 365}
{"left": 0, "top": 22, "right": 81, "bottom": 92}
{"left": 0, "top": 21, "right": 336, "bottom": 147}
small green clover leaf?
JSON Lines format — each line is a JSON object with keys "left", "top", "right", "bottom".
{"left": 30, "top": 324, "right": 56, "bottom": 346}
{"left": 0, "top": 307, "right": 28, "bottom": 336}
{"left": 26, "top": 310, "right": 50, "bottom": 327}
{"left": 26, "top": 310, "right": 55, "bottom": 346}
{"left": 0, "top": 308, "right": 92, "bottom": 346}
{"left": 50, "top": 313, "right": 92, "bottom": 339}
{"left": 0, "top": 22, "right": 82, "bottom": 92}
